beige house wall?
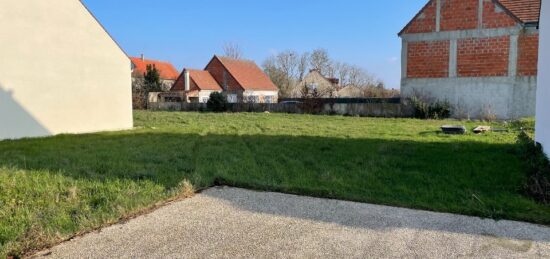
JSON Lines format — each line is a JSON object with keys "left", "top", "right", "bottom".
{"left": 294, "top": 71, "right": 338, "bottom": 98}
{"left": 0, "top": 0, "right": 133, "bottom": 140}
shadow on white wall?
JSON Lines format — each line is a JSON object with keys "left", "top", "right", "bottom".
{"left": 0, "top": 83, "right": 50, "bottom": 140}
{"left": 536, "top": 0, "right": 550, "bottom": 155}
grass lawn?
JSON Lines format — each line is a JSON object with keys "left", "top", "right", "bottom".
{"left": 0, "top": 111, "right": 547, "bottom": 256}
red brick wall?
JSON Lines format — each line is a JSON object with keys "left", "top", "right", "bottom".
{"left": 402, "top": 1, "right": 536, "bottom": 79}
{"left": 172, "top": 74, "right": 185, "bottom": 91}
{"left": 172, "top": 72, "right": 204, "bottom": 91}
{"left": 482, "top": 1, "right": 517, "bottom": 28}
{"left": 403, "top": 0, "right": 520, "bottom": 33}
{"left": 205, "top": 58, "right": 242, "bottom": 91}
{"left": 440, "top": 0, "right": 478, "bottom": 31}
{"left": 407, "top": 41, "right": 450, "bottom": 78}
{"left": 457, "top": 36, "right": 510, "bottom": 77}
{"left": 517, "top": 34, "right": 539, "bottom": 76}
{"left": 171, "top": 73, "right": 199, "bottom": 91}
{"left": 403, "top": 1, "right": 437, "bottom": 34}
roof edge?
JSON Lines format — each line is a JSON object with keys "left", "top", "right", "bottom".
{"left": 398, "top": 0, "right": 435, "bottom": 36}
{"left": 398, "top": 0, "right": 536, "bottom": 36}
{"left": 303, "top": 70, "right": 339, "bottom": 86}
{"left": 492, "top": 0, "right": 525, "bottom": 25}
{"left": 78, "top": 0, "right": 129, "bottom": 60}
{"left": 205, "top": 55, "right": 245, "bottom": 91}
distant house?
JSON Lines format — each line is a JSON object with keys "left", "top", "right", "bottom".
{"left": 294, "top": 70, "right": 340, "bottom": 98}
{"left": 171, "top": 69, "right": 223, "bottom": 103}
{"left": 0, "top": 0, "right": 133, "bottom": 140}
{"left": 400, "top": 0, "right": 541, "bottom": 119}
{"left": 130, "top": 55, "right": 179, "bottom": 91}
{"left": 172, "top": 56, "right": 279, "bottom": 103}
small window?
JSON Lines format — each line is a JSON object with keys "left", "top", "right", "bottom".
{"left": 202, "top": 97, "right": 209, "bottom": 103}
{"left": 227, "top": 94, "right": 238, "bottom": 103}
{"left": 265, "top": 96, "right": 273, "bottom": 103}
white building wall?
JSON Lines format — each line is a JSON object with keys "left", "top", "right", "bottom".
{"left": 536, "top": 0, "right": 550, "bottom": 155}
{"left": 199, "top": 91, "right": 221, "bottom": 103}
{"left": 0, "top": 0, "right": 133, "bottom": 140}
{"left": 243, "top": 90, "right": 279, "bottom": 103}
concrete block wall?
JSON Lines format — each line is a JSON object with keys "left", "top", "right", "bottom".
{"left": 402, "top": 76, "right": 537, "bottom": 119}
{"left": 400, "top": 0, "right": 539, "bottom": 119}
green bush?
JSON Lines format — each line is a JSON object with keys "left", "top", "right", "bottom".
{"left": 517, "top": 131, "right": 550, "bottom": 204}
{"left": 410, "top": 96, "right": 451, "bottom": 120}
{"left": 207, "top": 92, "right": 228, "bottom": 112}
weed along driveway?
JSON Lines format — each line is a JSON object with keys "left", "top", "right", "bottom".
{"left": 34, "top": 187, "right": 550, "bottom": 258}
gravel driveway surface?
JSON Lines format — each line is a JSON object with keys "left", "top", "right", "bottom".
{"left": 33, "top": 187, "right": 550, "bottom": 258}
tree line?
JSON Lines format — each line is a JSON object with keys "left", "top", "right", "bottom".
{"left": 261, "top": 48, "right": 399, "bottom": 98}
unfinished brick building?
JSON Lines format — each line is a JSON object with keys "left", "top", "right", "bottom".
{"left": 399, "top": 0, "right": 541, "bottom": 119}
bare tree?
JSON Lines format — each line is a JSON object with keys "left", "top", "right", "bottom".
{"left": 333, "top": 62, "right": 351, "bottom": 87}
{"left": 223, "top": 42, "right": 244, "bottom": 59}
{"left": 348, "top": 65, "right": 375, "bottom": 88}
{"left": 263, "top": 58, "right": 293, "bottom": 98}
{"left": 309, "top": 48, "right": 331, "bottom": 75}
{"left": 277, "top": 50, "right": 299, "bottom": 80}
{"left": 263, "top": 50, "right": 305, "bottom": 98}
{"left": 263, "top": 57, "right": 285, "bottom": 90}
{"left": 263, "top": 48, "right": 397, "bottom": 98}
{"left": 298, "top": 52, "right": 310, "bottom": 81}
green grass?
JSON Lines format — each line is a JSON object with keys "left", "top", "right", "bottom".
{"left": 0, "top": 111, "right": 548, "bottom": 256}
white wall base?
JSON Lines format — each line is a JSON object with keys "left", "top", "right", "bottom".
{"left": 402, "top": 76, "right": 537, "bottom": 119}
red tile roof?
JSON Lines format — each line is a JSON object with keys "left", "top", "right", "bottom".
{"left": 130, "top": 57, "right": 180, "bottom": 80}
{"left": 497, "top": 0, "right": 541, "bottom": 24}
{"left": 188, "top": 69, "right": 222, "bottom": 91}
{"left": 216, "top": 56, "right": 278, "bottom": 91}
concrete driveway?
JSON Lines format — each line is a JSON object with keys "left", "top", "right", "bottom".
{"left": 34, "top": 187, "right": 550, "bottom": 258}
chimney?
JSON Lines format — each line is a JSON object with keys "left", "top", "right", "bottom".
{"left": 141, "top": 54, "right": 145, "bottom": 61}
{"left": 184, "top": 70, "right": 190, "bottom": 91}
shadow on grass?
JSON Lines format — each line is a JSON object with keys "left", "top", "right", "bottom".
{"left": 0, "top": 131, "right": 549, "bottom": 238}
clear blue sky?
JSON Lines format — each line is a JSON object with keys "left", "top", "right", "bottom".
{"left": 82, "top": 0, "right": 426, "bottom": 89}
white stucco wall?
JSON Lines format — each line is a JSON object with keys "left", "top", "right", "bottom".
{"left": 0, "top": 0, "right": 133, "bottom": 140}
{"left": 536, "top": 0, "right": 550, "bottom": 155}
